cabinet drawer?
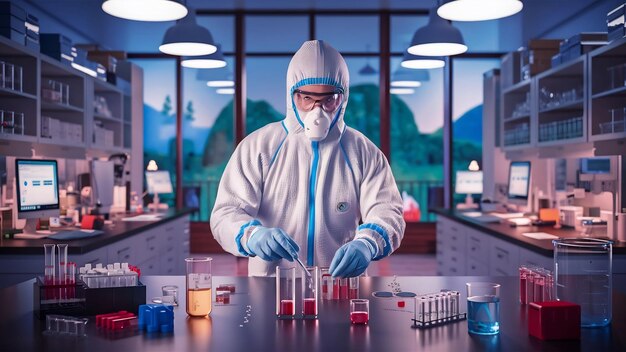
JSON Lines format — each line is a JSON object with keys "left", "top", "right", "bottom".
{"left": 467, "top": 231, "right": 489, "bottom": 264}
{"left": 489, "top": 239, "right": 520, "bottom": 276}
{"left": 160, "top": 252, "right": 177, "bottom": 275}
{"left": 138, "top": 256, "right": 160, "bottom": 275}
{"left": 135, "top": 232, "right": 162, "bottom": 263}
{"left": 107, "top": 237, "right": 136, "bottom": 264}
{"left": 467, "top": 258, "right": 489, "bottom": 276}
{"left": 519, "top": 248, "right": 552, "bottom": 269}
{"left": 75, "top": 247, "right": 108, "bottom": 268}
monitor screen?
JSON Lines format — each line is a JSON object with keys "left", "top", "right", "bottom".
{"left": 455, "top": 171, "right": 483, "bottom": 195}
{"left": 508, "top": 161, "right": 531, "bottom": 200}
{"left": 15, "top": 159, "right": 59, "bottom": 212}
{"left": 146, "top": 171, "right": 173, "bottom": 194}
{"left": 580, "top": 157, "right": 611, "bottom": 175}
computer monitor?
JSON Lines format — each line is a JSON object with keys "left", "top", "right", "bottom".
{"left": 145, "top": 171, "right": 173, "bottom": 210}
{"left": 15, "top": 159, "right": 60, "bottom": 234}
{"left": 455, "top": 171, "right": 483, "bottom": 207}
{"left": 507, "top": 161, "right": 531, "bottom": 206}
{"left": 145, "top": 171, "right": 173, "bottom": 194}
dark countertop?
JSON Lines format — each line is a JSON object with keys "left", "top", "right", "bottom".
{"left": 0, "top": 275, "right": 625, "bottom": 351}
{"left": 0, "top": 209, "right": 194, "bottom": 255}
{"left": 432, "top": 208, "right": 626, "bottom": 256}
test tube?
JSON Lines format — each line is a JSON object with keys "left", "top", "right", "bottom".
{"left": 302, "top": 266, "right": 319, "bottom": 318}
{"left": 544, "top": 272, "right": 554, "bottom": 301}
{"left": 320, "top": 268, "right": 332, "bottom": 300}
{"left": 44, "top": 244, "right": 56, "bottom": 285}
{"left": 69, "top": 262, "right": 76, "bottom": 284}
{"left": 451, "top": 291, "right": 460, "bottom": 317}
{"left": 349, "top": 277, "right": 359, "bottom": 299}
{"left": 332, "top": 278, "right": 340, "bottom": 300}
{"left": 216, "top": 291, "right": 230, "bottom": 304}
{"left": 417, "top": 296, "right": 427, "bottom": 322}
{"left": 534, "top": 271, "right": 545, "bottom": 302}
{"left": 276, "top": 267, "right": 295, "bottom": 319}
{"left": 57, "top": 244, "right": 68, "bottom": 284}
{"left": 350, "top": 299, "right": 369, "bottom": 325}
{"left": 340, "top": 278, "right": 349, "bottom": 299}
{"left": 519, "top": 266, "right": 529, "bottom": 304}
{"left": 526, "top": 271, "right": 536, "bottom": 304}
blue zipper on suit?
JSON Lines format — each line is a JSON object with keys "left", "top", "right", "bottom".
{"left": 307, "top": 141, "right": 320, "bottom": 266}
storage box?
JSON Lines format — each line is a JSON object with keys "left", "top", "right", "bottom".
{"left": 559, "top": 32, "right": 608, "bottom": 64}
{"left": 551, "top": 53, "right": 562, "bottom": 67}
{"left": 501, "top": 50, "right": 521, "bottom": 89}
{"left": 0, "top": 27, "right": 24, "bottom": 44}
{"left": 607, "top": 4, "right": 625, "bottom": 42}
{"left": 40, "top": 33, "right": 74, "bottom": 62}
{"left": 25, "top": 35, "right": 39, "bottom": 51}
{"left": 0, "top": 13, "right": 25, "bottom": 33}
{"left": 528, "top": 301, "right": 580, "bottom": 340}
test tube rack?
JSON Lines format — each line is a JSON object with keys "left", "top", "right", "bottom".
{"left": 411, "top": 290, "right": 466, "bottom": 329}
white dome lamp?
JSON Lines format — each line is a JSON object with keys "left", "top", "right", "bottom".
{"left": 159, "top": 10, "right": 217, "bottom": 56}
{"left": 401, "top": 50, "right": 445, "bottom": 69}
{"left": 182, "top": 44, "right": 227, "bottom": 68}
{"left": 390, "top": 88, "right": 415, "bottom": 95}
{"left": 438, "top": 0, "right": 523, "bottom": 22}
{"left": 391, "top": 68, "right": 430, "bottom": 88}
{"left": 102, "top": 0, "right": 188, "bottom": 22}
{"left": 196, "top": 67, "right": 234, "bottom": 87}
{"left": 408, "top": 8, "right": 468, "bottom": 56}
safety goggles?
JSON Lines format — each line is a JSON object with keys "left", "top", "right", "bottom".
{"left": 293, "top": 89, "right": 344, "bottom": 113}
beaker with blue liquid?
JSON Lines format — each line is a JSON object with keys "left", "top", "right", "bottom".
{"left": 553, "top": 238, "right": 612, "bottom": 327}
{"left": 466, "top": 282, "right": 500, "bottom": 335}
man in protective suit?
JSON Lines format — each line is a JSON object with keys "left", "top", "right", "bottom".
{"left": 211, "top": 40, "right": 405, "bottom": 278}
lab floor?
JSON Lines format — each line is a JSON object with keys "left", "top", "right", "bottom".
{"left": 191, "top": 253, "right": 438, "bottom": 277}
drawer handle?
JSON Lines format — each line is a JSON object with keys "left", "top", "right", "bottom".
{"left": 149, "top": 246, "right": 156, "bottom": 251}
{"left": 124, "top": 254, "right": 130, "bottom": 260}
{"left": 117, "top": 247, "right": 131, "bottom": 254}
{"left": 451, "top": 268, "right": 457, "bottom": 273}
{"left": 451, "top": 246, "right": 457, "bottom": 251}
{"left": 451, "top": 226, "right": 458, "bottom": 231}
{"left": 451, "top": 235, "right": 457, "bottom": 240}
{"left": 146, "top": 235, "right": 156, "bottom": 241}
{"left": 451, "top": 257, "right": 457, "bottom": 262}
{"left": 471, "top": 265, "right": 476, "bottom": 270}
{"left": 166, "top": 227, "right": 174, "bottom": 232}
{"left": 497, "top": 254, "right": 504, "bottom": 259}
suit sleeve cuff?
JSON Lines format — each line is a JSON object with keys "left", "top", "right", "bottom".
{"left": 356, "top": 223, "right": 392, "bottom": 260}
{"left": 235, "top": 220, "right": 261, "bottom": 256}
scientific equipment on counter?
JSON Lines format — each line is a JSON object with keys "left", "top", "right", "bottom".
{"left": 553, "top": 238, "right": 613, "bottom": 327}
{"left": 412, "top": 290, "right": 465, "bottom": 329}
{"left": 466, "top": 282, "right": 500, "bottom": 335}
{"left": 216, "top": 291, "right": 230, "bottom": 305}
{"left": 395, "top": 291, "right": 416, "bottom": 309}
{"left": 560, "top": 206, "right": 583, "bottom": 227}
{"left": 350, "top": 299, "right": 370, "bottom": 325}
{"left": 80, "top": 262, "right": 139, "bottom": 288}
{"left": 162, "top": 285, "right": 179, "bottom": 306}
{"left": 145, "top": 170, "right": 173, "bottom": 211}
{"left": 528, "top": 301, "right": 581, "bottom": 341}
{"left": 302, "top": 266, "right": 319, "bottom": 319}
{"left": 44, "top": 315, "right": 88, "bottom": 337}
{"left": 507, "top": 161, "right": 531, "bottom": 208}
{"left": 519, "top": 265, "right": 554, "bottom": 305}
{"left": 320, "top": 268, "right": 333, "bottom": 300}
{"left": 96, "top": 311, "right": 138, "bottom": 332}
{"left": 90, "top": 160, "right": 115, "bottom": 216}
{"left": 333, "top": 278, "right": 349, "bottom": 299}
{"left": 108, "top": 153, "right": 131, "bottom": 212}
{"left": 216, "top": 283, "right": 236, "bottom": 293}
{"left": 185, "top": 257, "right": 212, "bottom": 317}
{"left": 455, "top": 171, "right": 483, "bottom": 209}
{"left": 138, "top": 304, "right": 174, "bottom": 334}
{"left": 15, "top": 159, "right": 60, "bottom": 236}
{"left": 276, "top": 267, "right": 296, "bottom": 319}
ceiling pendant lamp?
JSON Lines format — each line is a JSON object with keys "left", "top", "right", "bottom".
{"left": 408, "top": 8, "right": 467, "bottom": 56}
{"left": 216, "top": 88, "right": 235, "bottom": 95}
{"left": 102, "top": 0, "right": 188, "bottom": 22}
{"left": 438, "top": 0, "right": 523, "bottom": 22}
{"left": 391, "top": 68, "right": 430, "bottom": 88}
{"left": 401, "top": 50, "right": 446, "bottom": 69}
{"left": 196, "top": 67, "right": 234, "bottom": 87}
{"left": 160, "top": 10, "right": 217, "bottom": 56}
{"left": 390, "top": 88, "right": 415, "bottom": 95}
{"left": 182, "top": 44, "right": 227, "bottom": 68}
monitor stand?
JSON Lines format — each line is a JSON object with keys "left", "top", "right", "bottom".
{"left": 20, "top": 218, "right": 53, "bottom": 236}
{"left": 457, "top": 194, "right": 479, "bottom": 210}
{"left": 148, "top": 193, "right": 169, "bottom": 211}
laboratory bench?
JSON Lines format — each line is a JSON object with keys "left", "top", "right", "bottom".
{"left": 0, "top": 275, "right": 625, "bottom": 351}
{"left": 432, "top": 208, "right": 626, "bottom": 276}
{"left": 0, "top": 209, "right": 193, "bottom": 288}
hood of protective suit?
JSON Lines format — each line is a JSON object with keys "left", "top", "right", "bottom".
{"left": 285, "top": 40, "right": 349, "bottom": 139}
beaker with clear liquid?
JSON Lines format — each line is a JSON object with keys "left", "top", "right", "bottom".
{"left": 185, "top": 257, "right": 213, "bottom": 317}
{"left": 553, "top": 238, "right": 612, "bottom": 327}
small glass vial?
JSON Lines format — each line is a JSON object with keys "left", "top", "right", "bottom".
{"left": 302, "top": 266, "right": 319, "bottom": 319}
{"left": 350, "top": 299, "right": 369, "bottom": 325}
{"left": 320, "top": 268, "right": 333, "bottom": 300}
{"left": 276, "top": 267, "right": 295, "bottom": 319}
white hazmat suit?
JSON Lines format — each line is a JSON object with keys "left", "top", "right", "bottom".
{"left": 211, "top": 40, "right": 405, "bottom": 276}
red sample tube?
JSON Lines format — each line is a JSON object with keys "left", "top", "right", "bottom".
{"left": 280, "top": 300, "right": 295, "bottom": 316}
{"left": 333, "top": 279, "right": 340, "bottom": 300}
{"left": 349, "top": 288, "right": 358, "bottom": 299}
{"left": 350, "top": 312, "right": 369, "bottom": 325}
{"left": 304, "top": 298, "right": 317, "bottom": 316}
{"left": 519, "top": 267, "right": 528, "bottom": 304}
{"left": 397, "top": 300, "right": 405, "bottom": 308}
{"left": 340, "top": 280, "right": 349, "bottom": 299}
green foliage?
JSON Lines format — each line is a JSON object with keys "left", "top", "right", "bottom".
{"left": 185, "top": 101, "right": 195, "bottom": 121}
{"left": 161, "top": 95, "right": 172, "bottom": 117}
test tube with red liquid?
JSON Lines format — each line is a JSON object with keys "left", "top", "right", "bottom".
{"left": 349, "top": 277, "right": 359, "bottom": 299}
{"left": 519, "top": 266, "right": 529, "bottom": 304}
{"left": 340, "top": 278, "right": 349, "bottom": 299}
{"left": 276, "top": 267, "right": 295, "bottom": 319}
{"left": 44, "top": 244, "right": 56, "bottom": 285}
{"left": 302, "top": 266, "right": 319, "bottom": 318}
{"left": 333, "top": 278, "right": 340, "bottom": 300}
{"left": 350, "top": 299, "right": 369, "bottom": 325}
{"left": 57, "top": 244, "right": 68, "bottom": 284}
{"left": 320, "top": 268, "right": 333, "bottom": 300}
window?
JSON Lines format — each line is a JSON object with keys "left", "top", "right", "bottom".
{"left": 246, "top": 16, "right": 308, "bottom": 53}
{"left": 344, "top": 57, "right": 380, "bottom": 146}
{"left": 451, "top": 58, "right": 501, "bottom": 206}
{"left": 245, "top": 57, "right": 291, "bottom": 134}
{"left": 315, "top": 16, "right": 379, "bottom": 52}
{"left": 390, "top": 57, "right": 444, "bottom": 222}
{"left": 130, "top": 58, "right": 177, "bottom": 208}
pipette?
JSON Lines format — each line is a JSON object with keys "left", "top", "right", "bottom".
{"left": 295, "top": 256, "right": 311, "bottom": 277}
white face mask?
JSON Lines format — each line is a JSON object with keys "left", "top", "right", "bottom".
{"left": 300, "top": 106, "right": 333, "bottom": 141}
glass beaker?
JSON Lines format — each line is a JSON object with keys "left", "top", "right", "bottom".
{"left": 349, "top": 277, "right": 359, "bottom": 299}
{"left": 466, "top": 282, "right": 501, "bottom": 335}
{"left": 350, "top": 299, "right": 369, "bottom": 325}
{"left": 553, "top": 238, "right": 612, "bottom": 327}
{"left": 302, "top": 266, "right": 319, "bottom": 318}
{"left": 276, "top": 267, "right": 295, "bottom": 319}
{"left": 320, "top": 267, "right": 333, "bottom": 300}
{"left": 43, "top": 244, "right": 56, "bottom": 285}
{"left": 185, "top": 257, "right": 212, "bottom": 317}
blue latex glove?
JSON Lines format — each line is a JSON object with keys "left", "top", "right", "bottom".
{"left": 329, "top": 239, "right": 377, "bottom": 278}
{"left": 247, "top": 227, "right": 300, "bottom": 262}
